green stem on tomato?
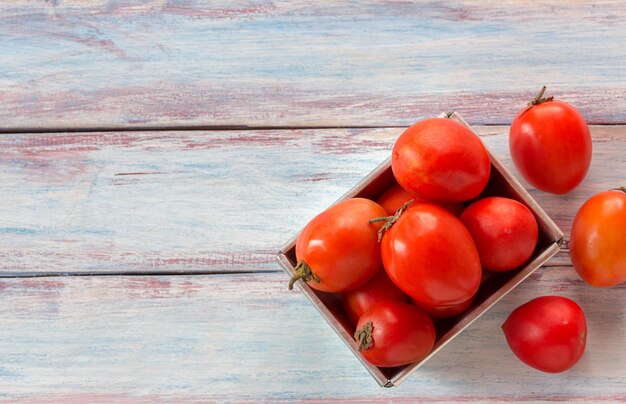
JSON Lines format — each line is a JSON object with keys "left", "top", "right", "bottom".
{"left": 287, "top": 260, "right": 319, "bottom": 290}
{"left": 368, "top": 199, "right": 414, "bottom": 242}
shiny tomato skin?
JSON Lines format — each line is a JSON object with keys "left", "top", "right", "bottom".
{"left": 412, "top": 293, "right": 475, "bottom": 320}
{"left": 502, "top": 296, "right": 587, "bottom": 373}
{"left": 392, "top": 118, "right": 491, "bottom": 203}
{"left": 377, "top": 183, "right": 464, "bottom": 216}
{"left": 295, "top": 198, "right": 386, "bottom": 292}
{"left": 460, "top": 197, "right": 539, "bottom": 272}
{"left": 342, "top": 269, "right": 409, "bottom": 326}
{"left": 356, "top": 300, "right": 435, "bottom": 368}
{"left": 381, "top": 203, "right": 482, "bottom": 306}
{"left": 570, "top": 189, "right": 626, "bottom": 287}
{"left": 509, "top": 100, "right": 592, "bottom": 194}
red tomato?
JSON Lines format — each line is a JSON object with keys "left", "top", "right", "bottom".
{"left": 376, "top": 183, "right": 464, "bottom": 217}
{"left": 381, "top": 203, "right": 482, "bottom": 306}
{"left": 412, "top": 293, "right": 475, "bottom": 320}
{"left": 502, "top": 296, "right": 587, "bottom": 373}
{"left": 355, "top": 300, "right": 435, "bottom": 368}
{"left": 509, "top": 87, "right": 592, "bottom": 194}
{"left": 460, "top": 197, "right": 539, "bottom": 272}
{"left": 291, "top": 198, "right": 386, "bottom": 292}
{"left": 392, "top": 118, "right": 491, "bottom": 202}
{"left": 342, "top": 269, "right": 409, "bottom": 326}
{"left": 570, "top": 188, "right": 626, "bottom": 287}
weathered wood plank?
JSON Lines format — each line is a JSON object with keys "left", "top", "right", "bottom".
{"left": 0, "top": 126, "right": 623, "bottom": 275}
{"left": 1, "top": 1, "right": 625, "bottom": 129}
{"left": 0, "top": 127, "right": 391, "bottom": 275}
{"left": 0, "top": 269, "right": 625, "bottom": 401}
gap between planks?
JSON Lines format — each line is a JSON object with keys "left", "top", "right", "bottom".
{"left": 0, "top": 124, "right": 403, "bottom": 135}
{"left": 0, "top": 260, "right": 571, "bottom": 279}
{"left": 0, "top": 122, "right": 624, "bottom": 135}
{"left": 0, "top": 269, "right": 276, "bottom": 279}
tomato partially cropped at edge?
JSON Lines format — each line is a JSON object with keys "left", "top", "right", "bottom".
{"left": 502, "top": 296, "right": 587, "bottom": 373}
{"left": 292, "top": 198, "right": 386, "bottom": 293}
{"left": 509, "top": 88, "right": 592, "bottom": 194}
{"left": 392, "top": 118, "right": 491, "bottom": 203}
{"left": 570, "top": 188, "right": 626, "bottom": 287}
{"left": 342, "top": 269, "right": 409, "bottom": 326}
{"left": 376, "top": 183, "right": 464, "bottom": 217}
{"left": 381, "top": 203, "right": 482, "bottom": 307}
{"left": 355, "top": 300, "right": 435, "bottom": 368}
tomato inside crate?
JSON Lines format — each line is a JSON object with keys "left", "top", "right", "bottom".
{"left": 277, "top": 113, "right": 563, "bottom": 387}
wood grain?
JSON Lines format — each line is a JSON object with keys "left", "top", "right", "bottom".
{"left": 1, "top": 1, "right": 625, "bottom": 130}
{"left": 1, "top": 125, "right": 623, "bottom": 275}
{"left": 0, "top": 269, "right": 625, "bottom": 401}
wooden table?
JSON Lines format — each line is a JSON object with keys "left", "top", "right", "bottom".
{"left": 1, "top": 2, "right": 625, "bottom": 402}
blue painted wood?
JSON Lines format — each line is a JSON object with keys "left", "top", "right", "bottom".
{"left": 0, "top": 127, "right": 389, "bottom": 274}
{"left": 1, "top": 2, "right": 625, "bottom": 400}
{"left": 0, "top": 1, "right": 625, "bottom": 129}
{"left": 0, "top": 270, "right": 624, "bottom": 401}
{"left": 1, "top": 125, "right": 622, "bottom": 275}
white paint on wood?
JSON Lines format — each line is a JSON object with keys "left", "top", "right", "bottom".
{"left": 0, "top": 126, "right": 622, "bottom": 274}
{"left": 0, "top": 1, "right": 625, "bottom": 128}
{"left": 0, "top": 270, "right": 624, "bottom": 401}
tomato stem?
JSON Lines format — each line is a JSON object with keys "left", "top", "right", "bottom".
{"left": 610, "top": 186, "right": 626, "bottom": 194}
{"left": 528, "top": 85, "right": 554, "bottom": 106}
{"left": 354, "top": 321, "right": 374, "bottom": 351}
{"left": 368, "top": 199, "right": 413, "bottom": 242}
{"left": 288, "top": 260, "right": 320, "bottom": 290}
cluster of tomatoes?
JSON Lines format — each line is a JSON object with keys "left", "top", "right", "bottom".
{"left": 289, "top": 87, "right": 626, "bottom": 374}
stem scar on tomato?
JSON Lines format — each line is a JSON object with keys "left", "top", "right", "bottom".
{"left": 581, "top": 330, "right": 586, "bottom": 346}
{"left": 368, "top": 199, "right": 413, "bottom": 242}
{"left": 287, "top": 260, "right": 320, "bottom": 290}
{"left": 354, "top": 320, "right": 374, "bottom": 351}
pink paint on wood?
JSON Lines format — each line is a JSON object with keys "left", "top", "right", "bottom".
{"left": 0, "top": 126, "right": 622, "bottom": 275}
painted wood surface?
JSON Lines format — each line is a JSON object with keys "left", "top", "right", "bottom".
{"left": 1, "top": 1, "right": 626, "bottom": 130}
{"left": 0, "top": 269, "right": 625, "bottom": 402}
{"left": 1, "top": 125, "right": 623, "bottom": 275}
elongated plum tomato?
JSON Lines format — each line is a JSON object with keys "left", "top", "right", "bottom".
{"left": 377, "top": 183, "right": 464, "bottom": 216}
{"left": 570, "top": 187, "right": 626, "bottom": 287}
{"left": 355, "top": 300, "right": 435, "bottom": 368}
{"left": 381, "top": 203, "right": 482, "bottom": 306}
{"left": 509, "top": 87, "right": 592, "bottom": 194}
{"left": 502, "top": 296, "right": 587, "bottom": 373}
{"left": 290, "top": 198, "right": 386, "bottom": 293}
{"left": 412, "top": 293, "right": 475, "bottom": 320}
{"left": 391, "top": 118, "right": 491, "bottom": 202}
{"left": 342, "top": 269, "right": 409, "bottom": 326}
{"left": 460, "top": 197, "right": 539, "bottom": 272}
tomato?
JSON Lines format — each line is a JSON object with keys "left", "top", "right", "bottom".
{"left": 392, "top": 118, "right": 491, "bottom": 202}
{"left": 381, "top": 203, "right": 482, "bottom": 306}
{"left": 290, "top": 198, "right": 386, "bottom": 292}
{"left": 342, "top": 269, "right": 409, "bottom": 326}
{"left": 460, "top": 197, "right": 539, "bottom": 272}
{"left": 412, "top": 293, "right": 475, "bottom": 320}
{"left": 354, "top": 300, "right": 435, "bottom": 368}
{"left": 509, "top": 87, "right": 592, "bottom": 194}
{"left": 377, "top": 183, "right": 464, "bottom": 217}
{"left": 570, "top": 188, "right": 626, "bottom": 287}
{"left": 502, "top": 296, "right": 587, "bottom": 373}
